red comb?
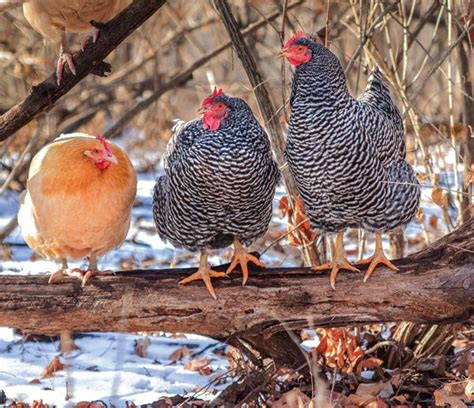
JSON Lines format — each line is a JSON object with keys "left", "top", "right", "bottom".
{"left": 284, "top": 31, "right": 307, "bottom": 49}
{"left": 96, "top": 134, "right": 112, "bottom": 156}
{"left": 202, "top": 87, "right": 225, "bottom": 106}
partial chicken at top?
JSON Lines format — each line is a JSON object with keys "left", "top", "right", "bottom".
{"left": 18, "top": 133, "right": 137, "bottom": 287}
{"left": 281, "top": 32, "right": 420, "bottom": 289}
{"left": 22, "top": 0, "right": 131, "bottom": 84}
{"left": 153, "top": 88, "right": 280, "bottom": 299}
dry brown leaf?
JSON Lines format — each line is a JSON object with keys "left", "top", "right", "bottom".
{"left": 183, "top": 357, "right": 210, "bottom": 372}
{"left": 134, "top": 337, "right": 151, "bottom": 358}
{"left": 279, "top": 196, "right": 291, "bottom": 218}
{"left": 366, "top": 399, "right": 389, "bottom": 408}
{"left": 431, "top": 187, "right": 448, "bottom": 208}
{"left": 169, "top": 346, "right": 193, "bottom": 362}
{"left": 30, "top": 378, "right": 41, "bottom": 384}
{"left": 356, "top": 382, "right": 393, "bottom": 398}
{"left": 349, "top": 394, "right": 377, "bottom": 405}
{"left": 75, "top": 402, "right": 107, "bottom": 408}
{"left": 269, "top": 388, "right": 311, "bottom": 407}
{"left": 465, "top": 379, "right": 474, "bottom": 402}
{"left": 41, "top": 356, "right": 64, "bottom": 378}
{"left": 198, "top": 366, "right": 213, "bottom": 376}
{"left": 434, "top": 388, "right": 467, "bottom": 408}
{"left": 356, "top": 357, "right": 383, "bottom": 374}
{"left": 428, "top": 214, "right": 438, "bottom": 230}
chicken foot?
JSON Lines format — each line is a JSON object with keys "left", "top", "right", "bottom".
{"left": 48, "top": 253, "right": 112, "bottom": 287}
{"left": 48, "top": 258, "right": 85, "bottom": 284}
{"left": 226, "top": 238, "right": 265, "bottom": 285}
{"left": 355, "top": 231, "right": 398, "bottom": 282}
{"left": 312, "top": 232, "right": 360, "bottom": 290}
{"left": 179, "top": 250, "right": 227, "bottom": 300}
{"left": 80, "top": 28, "right": 100, "bottom": 51}
{"left": 56, "top": 31, "right": 76, "bottom": 85}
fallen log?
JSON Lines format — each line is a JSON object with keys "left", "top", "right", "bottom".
{"left": 0, "top": 220, "right": 472, "bottom": 340}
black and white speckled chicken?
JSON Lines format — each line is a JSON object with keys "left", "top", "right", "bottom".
{"left": 153, "top": 88, "right": 279, "bottom": 299}
{"left": 281, "top": 32, "right": 420, "bottom": 289}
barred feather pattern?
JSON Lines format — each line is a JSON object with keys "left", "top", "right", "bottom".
{"left": 285, "top": 37, "right": 420, "bottom": 233}
{"left": 153, "top": 95, "right": 280, "bottom": 251}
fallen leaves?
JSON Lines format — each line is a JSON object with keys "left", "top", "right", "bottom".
{"left": 169, "top": 346, "right": 193, "bottom": 362}
{"left": 313, "top": 328, "right": 364, "bottom": 373}
{"left": 41, "top": 356, "right": 64, "bottom": 379}
{"left": 269, "top": 388, "right": 311, "bottom": 407}
{"left": 183, "top": 357, "right": 213, "bottom": 375}
{"left": 279, "top": 195, "right": 317, "bottom": 247}
{"left": 434, "top": 382, "right": 469, "bottom": 408}
{"left": 431, "top": 187, "right": 448, "bottom": 208}
{"left": 134, "top": 336, "right": 151, "bottom": 358}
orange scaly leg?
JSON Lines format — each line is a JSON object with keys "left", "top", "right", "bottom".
{"left": 179, "top": 250, "right": 227, "bottom": 300}
{"left": 226, "top": 238, "right": 265, "bottom": 285}
{"left": 312, "top": 232, "right": 359, "bottom": 290}
{"left": 356, "top": 231, "right": 398, "bottom": 282}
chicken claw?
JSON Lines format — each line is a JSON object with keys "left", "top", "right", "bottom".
{"left": 226, "top": 238, "right": 265, "bottom": 285}
{"left": 179, "top": 250, "right": 226, "bottom": 300}
{"left": 80, "top": 28, "right": 100, "bottom": 51}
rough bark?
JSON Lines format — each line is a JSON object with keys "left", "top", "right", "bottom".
{"left": 0, "top": 219, "right": 472, "bottom": 338}
{"left": 0, "top": 0, "right": 167, "bottom": 142}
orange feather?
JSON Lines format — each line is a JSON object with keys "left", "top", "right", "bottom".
{"left": 18, "top": 133, "right": 137, "bottom": 261}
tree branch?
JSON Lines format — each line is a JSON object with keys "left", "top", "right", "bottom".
{"left": 0, "top": 219, "right": 472, "bottom": 337}
{"left": 0, "top": 0, "right": 167, "bottom": 142}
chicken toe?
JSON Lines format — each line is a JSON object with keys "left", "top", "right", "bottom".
{"left": 312, "top": 232, "right": 359, "bottom": 290}
{"left": 357, "top": 232, "right": 398, "bottom": 282}
{"left": 48, "top": 259, "right": 87, "bottom": 284}
{"left": 80, "top": 28, "right": 100, "bottom": 51}
{"left": 179, "top": 250, "right": 226, "bottom": 300}
{"left": 226, "top": 238, "right": 265, "bottom": 285}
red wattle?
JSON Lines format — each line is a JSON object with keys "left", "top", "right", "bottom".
{"left": 203, "top": 114, "right": 221, "bottom": 131}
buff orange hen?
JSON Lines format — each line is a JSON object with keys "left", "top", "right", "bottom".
{"left": 18, "top": 133, "right": 137, "bottom": 286}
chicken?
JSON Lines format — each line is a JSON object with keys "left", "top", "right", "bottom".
{"left": 22, "top": 0, "right": 131, "bottom": 84}
{"left": 153, "top": 88, "right": 279, "bottom": 299}
{"left": 18, "top": 133, "right": 137, "bottom": 286}
{"left": 281, "top": 32, "right": 420, "bottom": 289}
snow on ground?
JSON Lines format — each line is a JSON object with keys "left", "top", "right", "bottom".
{"left": 0, "top": 141, "right": 451, "bottom": 405}
{"left": 0, "top": 329, "right": 230, "bottom": 406}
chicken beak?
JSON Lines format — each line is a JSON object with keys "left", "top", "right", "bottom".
{"left": 197, "top": 106, "right": 207, "bottom": 115}
{"left": 108, "top": 154, "right": 118, "bottom": 164}
{"left": 279, "top": 48, "right": 290, "bottom": 58}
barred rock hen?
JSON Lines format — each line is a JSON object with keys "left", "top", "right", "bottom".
{"left": 22, "top": 0, "right": 131, "bottom": 84}
{"left": 18, "top": 133, "right": 137, "bottom": 286}
{"left": 153, "top": 88, "right": 279, "bottom": 299}
{"left": 281, "top": 32, "right": 420, "bottom": 288}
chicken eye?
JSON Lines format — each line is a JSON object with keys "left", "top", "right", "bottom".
{"left": 93, "top": 149, "right": 99, "bottom": 154}
{"left": 296, "top": 46, "right": 305, "bottom": 52}
{"left": 215, "top": 103, "right": 225, "bottom": 109}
